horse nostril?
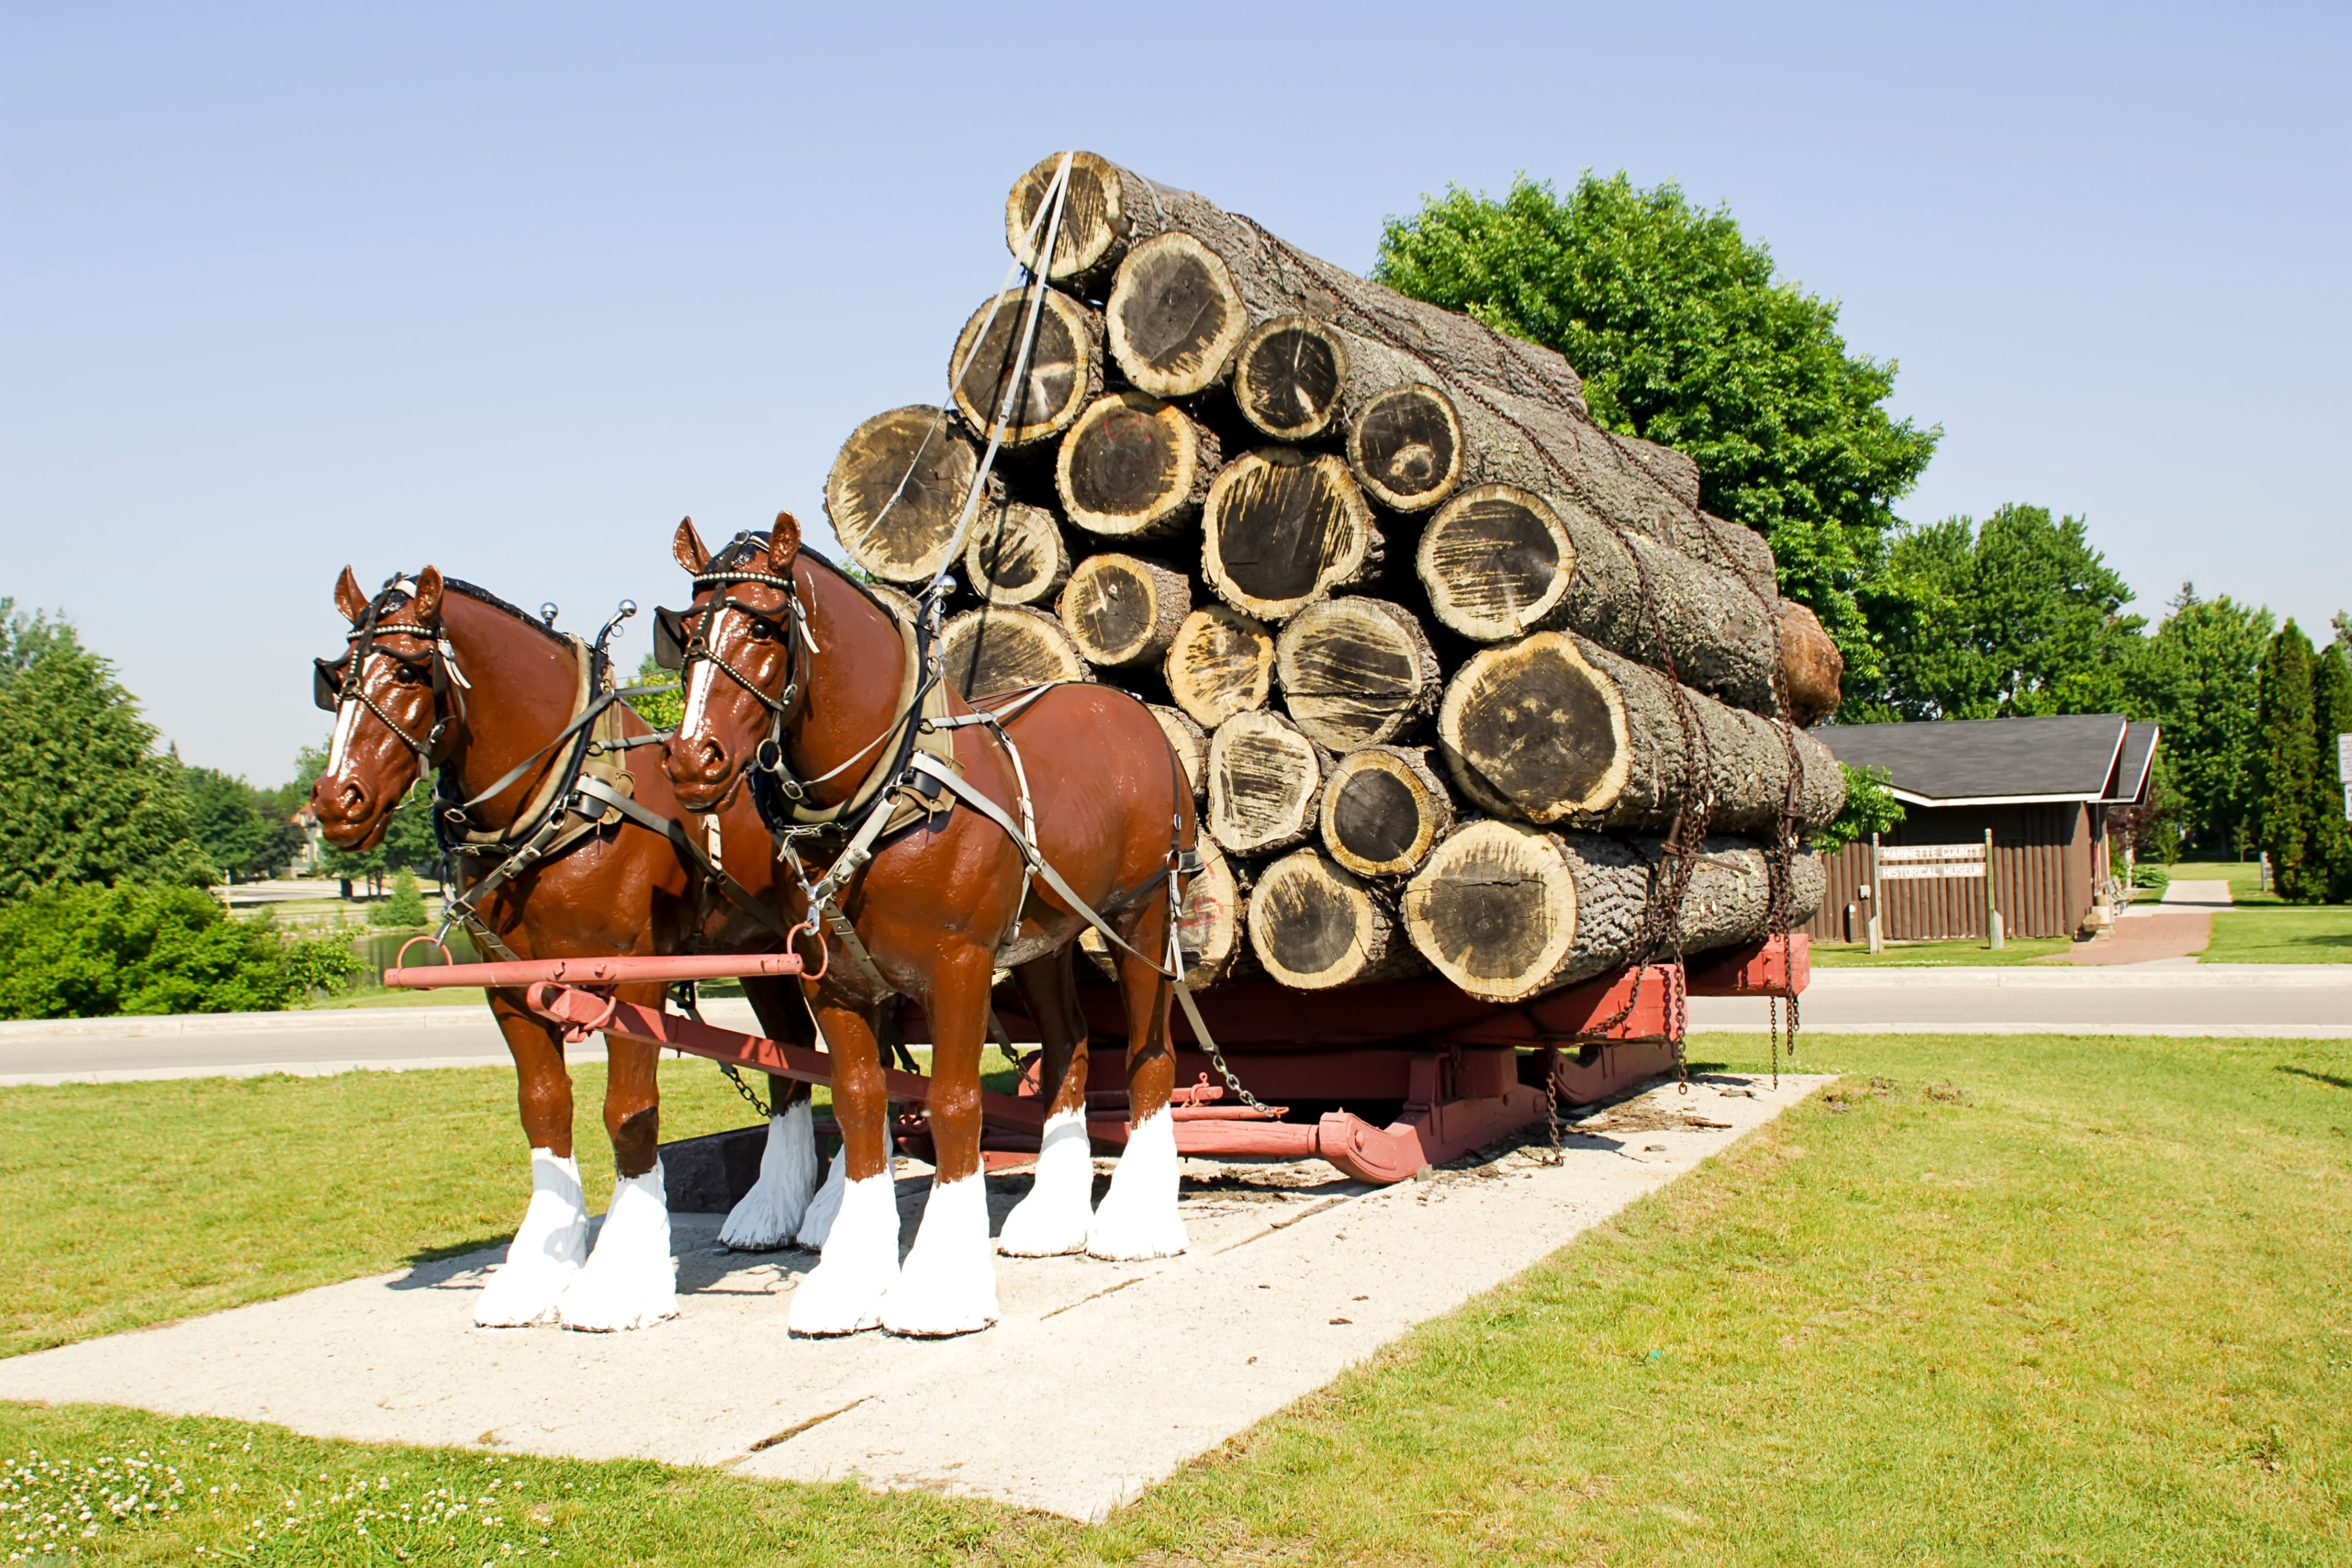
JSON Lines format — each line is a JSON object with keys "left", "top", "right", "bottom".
{"left": 339, "top": 782, "right": 368, "bottom": 817}
{"left": 696, "top": 737, "right": 728, "bottom": 780}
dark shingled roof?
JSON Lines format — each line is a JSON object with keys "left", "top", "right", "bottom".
{"left": 1811, "top": 714, "right": 2136, "bottom": 805}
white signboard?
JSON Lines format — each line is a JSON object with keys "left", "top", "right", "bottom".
{"left": 1875, "top": 843, "right": 1987, "bottom": 881}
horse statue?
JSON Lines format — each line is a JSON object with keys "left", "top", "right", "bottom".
{"left": 660, "top": 514, "right": 1198, "bottom": 1338}
{"left": 307, "top": 565, "right": 823, "bottom": 1331}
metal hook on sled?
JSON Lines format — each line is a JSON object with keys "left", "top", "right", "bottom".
{"left": 785, "top": 918, "right": 830, "bottom": 982}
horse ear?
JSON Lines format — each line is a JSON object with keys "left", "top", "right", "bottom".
{"left": 768, "top": 511, "right": 802, "bottom": 571}
{"left": 334, "top": 567, "right": 369, "bottom": 624}
{"left": 409, "top": 566, "right": 445, "bottom": 623}
{"left": 673, "top": 518, "right": 710, "bottom": 575}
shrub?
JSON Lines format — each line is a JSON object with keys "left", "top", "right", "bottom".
{"left": 2132, "top": 862, "right": 2171, "bottom": 896}
{"left": 369, "top": 868, "right": 430, "bottom": 928}
{"left": 0, "top": 883, "right": 363, "bottom": 1019}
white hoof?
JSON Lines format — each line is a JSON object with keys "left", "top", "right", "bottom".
{"left": 474, "top": 1148, "right": 589, "bottom": 1327}
{"left": 788, "top": 1172, "right": 899, "bottom": 1336}
{"left": 1087, "top": 1108, "right": 1189, "bottom": 1261}
{"left": 719, "top": 1101, "right": 820, "bottom": 1250}
{"left": 796, "top": 1147, "right": 848, "bottom": 1250}
{"left": 882, "top": 1174, "right": 999, "bottom": 1337}
{"left": 998, "top": 1111, "right": 1093, "bottom": 1256}
{"left": 557, "top": 1166, "right": 679, "bottom": 1332}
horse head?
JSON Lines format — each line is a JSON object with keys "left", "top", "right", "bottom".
{"left": 309, "top": 564, "right": 454, "bottom": 850}
{"left": 660, "top": 513, "right": 809, "bottom": 814}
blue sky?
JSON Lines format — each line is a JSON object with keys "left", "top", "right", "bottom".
{"left": 5, "top": 2, "right": 2346, "bottom": 782}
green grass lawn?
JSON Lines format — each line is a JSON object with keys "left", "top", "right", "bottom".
{"left": 2167, "top": 858, "right": 2274, "bottom": 903}
{"left": 1810, "top": 935, "right": 2075, "bottom": 967}
{"left": 2204, "top": 905, "right": 2352, "bottom": 963}
{"left": 4, "top": 1032, "right": 2349, "bottom": 1564}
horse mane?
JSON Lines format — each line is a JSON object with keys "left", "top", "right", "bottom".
{"left": 443, "top": 578, "right": 562, "bottom": 640}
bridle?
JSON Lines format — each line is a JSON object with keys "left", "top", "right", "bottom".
{"left": 314, "top": 576, "right": 463, "bottom": 773}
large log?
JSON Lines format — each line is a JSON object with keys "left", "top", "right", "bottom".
{"left": 1401, "top": 823, "right": 1828, "bottom": 1003}
{"left": 1176, "top": 841, "right": 1254, "bottom": 989}
{"left": 962, "top": 500, "right": 1071, "bottom": 607}
{"left": 947, "top": 288, "right": 1104, "bottom": 448}
{"left": 1104, "top": 232, "right": 1251, "bottom": 397}
{"left": 1273, "top": 597, "right": 1441, "bottom": 752}
{"left": 825, "top": 406, "right": 994, "bottom": 585}
{"left": 1415, "top": 482, "right": 1779, "bottom": 714}
{"left": 1164, "top": 606, "right": 1275, "bottom": 728}
{"left": 1246, "top": 849, "right": 1425, "bottom": 990}
{"left": 1058, "top": 552, "right": 1191, "bottom": 670}
{"left": 1435, "top": 631, "right": 1844, "bottom": 837}
{"left": 1777, "top": 600, "right": 1845, "bottom": 726}
{"left": 1149, "top": 704, "right": 1208, "bottom": 801}
{"left": 1054, "top": 391, "right": 1221, "bottom": 540}
{"left": 1206, "top": 708, "right": 1327, "bottom": 856}
{"left": 1010, "top": 154, "right": 1589, "bottom": 419}
{"left": 1199, "top": 450, "right": 1381, "bottom": 623}
{"left": 941, "top": 605, "right": 1091, "bottom": 697}
{"left": 1319, "top": 745, "right": 1455, "bottom": 879}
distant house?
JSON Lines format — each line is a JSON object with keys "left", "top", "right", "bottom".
{"left": 1806, "top": 714, "right": 2160, "bottom": 942}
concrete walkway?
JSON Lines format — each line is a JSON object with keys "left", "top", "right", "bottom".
{"left": 0, "top": 1073, "right": 1826, "bottom": 1521}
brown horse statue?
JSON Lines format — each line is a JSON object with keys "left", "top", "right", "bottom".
{"left": 661, "top": 515, "right": 1197, "bottom": 1337}
{"left": 307, "top": 565, "right": 823, "bottom": 1331}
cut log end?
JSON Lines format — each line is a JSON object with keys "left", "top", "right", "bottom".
{"left": 825, "top": 406, "right": 985, "bottom": 585}
{"left": 1246, "top": 850, "right": 1419, "bottom": 990}
{"left": 1320, "top": 746, "right": 1454, "bottom": 878}
{"left": 862, "top": 582, "right": 919, "bottom": 627}
{"left": 941, "top": 605, "right": 1091, "bottom": 698}
{"left": 1207, "top": 709, "right": 1325, "bottom": 856}
{"left": 1231, "top": 315, "right": 1350, "bottom": 441}
{"left": 1106, "top": 232, "right": 1247, "bottom": 398}
{"left": 1417, "top": 484, "right": 1575, "bottom": 643}
{"left": 1274, "top": 596, "right": 1440, "bottom": 752}
{"left": 1401, "top": 821, "right": 1581, "bottom": 1004}
{"left": 948, "top": 288, "right": 1102, "bottom": 447}
{"left": 1006, "top": 151, "right": 1131, "bottom": 285}
{"left": 1438, "top": 634, "right": 1630, "bottom": 823}
{"left": 1164, "top": 606, "right": 1275, "bottom": 729}
{"left": 1055, "top": 392, "right": 1217, "bottom": 539}
{"left": 1200, "top": 449, "right": 1379, "bottom": 623}
{"left": 1058, "top": 553, "right": 1192, "bottom": 669}
{"left": 1777, "top": 600, "right": 1845, "bottom": 726}
{"left": 1148, "top": 704, "right": 1208, "bottom": 801}
{"left": 1347, "top": 382, "right": 1463, "bottom": 512}
{"left": 962, "top": 502, "right": 1071, "bottom": 607}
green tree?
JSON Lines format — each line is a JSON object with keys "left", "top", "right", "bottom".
{"left": 1814, "top": 763, "right": 1905, "bottom": 851}
{"left": 369, "top": 867, "right": 430, "bottom": 927}
{"left": 0, "top": 604, "right": 209, "bottom": 898}
{"left": 183, "top": 766, "right": 271, "bottom": 882}
{"left": 0, "top": 882, "right": 361, "bottom": 1019}
{"left": 2255, "top": 620, "right": 2325, "bottom": 901}
{"left": 2132, "top": 586, "right": 2273, "bottom": 854}
{"left": 1374, "top": 173, "right": 1940, "bottom": 687}
{"left": 2312, "top": 640, "right": 2352, "bottom": 899}
{"left": 1857, "top": 505, "right": 2144, "bottom": 720}
{"left": 630, "top": 651, "right": 682, "bottom": 730}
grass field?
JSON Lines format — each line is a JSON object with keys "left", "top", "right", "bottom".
{"left": 1809, "top": 935, "right": 2074, "bottom": 967}
{"left": 4, "top": 1032, "right": 2348, "bottom": 1564}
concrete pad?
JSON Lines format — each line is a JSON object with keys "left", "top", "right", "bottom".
{"left": 2155, "top": 878, "right": 2235, "bottom": 910}
{"left": 0, "top": 1074, "right": 1826, "bottom": 1520}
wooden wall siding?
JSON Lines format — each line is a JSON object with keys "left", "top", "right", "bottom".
{"left": 1803, "top": 803, "right": 2104, "bottom": 943}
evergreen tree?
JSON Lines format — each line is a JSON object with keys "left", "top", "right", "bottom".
{"left": 0, "top": 603, "right": 209, "bottom": 898}
{"left": 2255, "top": 621, "right": 2323, "bottom": 900}
{"left": 2130, "top": 585, "right": 2274, "bottom": 854}
{"left": 2312, "top": 641, "right": 2352, "bottom": 900}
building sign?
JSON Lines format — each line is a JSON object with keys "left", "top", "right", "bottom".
{"left": 1875, "top": 842, "right": 1988, "bottom": 881}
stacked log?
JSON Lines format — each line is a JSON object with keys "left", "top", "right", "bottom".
{"left": 820, "top": 153, "right": 1849, "bottom": 997}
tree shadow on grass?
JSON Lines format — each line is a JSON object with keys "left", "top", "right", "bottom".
{"left": 2277, "top": 1064, "right": 2352, "bottom": 1091}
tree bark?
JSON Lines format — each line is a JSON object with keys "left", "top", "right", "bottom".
{"left": 1435, "top": 630, "right": 1845, "bottom": 836}
{"left": 1401, "top": 823, "right": 1828, "bottom": 1003}
{"left": 826, "top": 405, "right": 996, "bottom": 585}
{"left": 947, "top": 287, "right": 1104, "bottom": 448}
{"left": 1200, "top": 449, "right": 1381, "bottom": 623}
{"left": 1246, "top": 849, "right": 1425, "bottom": 989}
{"left": 1163, "top": 606, "right": 1275, "bottom": 729}
{"left": 1776, "top": 600, "right": 1845, "bottom": 726}
{"left": 1319, "top": 745, "right": 1455, "bottom": 879}
{"left": 1054, "top": 391, "right": 1221, "bottom": 540}
{"left": 1058, "top": 553, "right": 1192, "bottom": 670}
{"left": 1206, "top": 709, "right": 1329, "bottom": 856}
{"left": 1105, "top": 232, "right": 1251, "bottom": 397}
{"left": 1274, "top": 596, "right": 1441, "bottom": 751}
{"left": 1416, "top": 482, "right": 1779, "bottom": 714}
{"left": 1177, "top": 842, "right": 1256, "bottom": 988}
{"left": 941, "top": 605, "right": 1091, "bottom": 697}
{"left": 962, "top": 500, "right": 1071, "bottom": 607}
{"left": 1149, "top": 704, "right": 1208, "bottom": 801}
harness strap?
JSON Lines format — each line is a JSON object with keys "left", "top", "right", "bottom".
{"left": 571, "top": 774, "right": 793, "bottom": 941}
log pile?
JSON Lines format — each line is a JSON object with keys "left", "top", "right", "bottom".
{"left": 823, "top": 153, "right": 1849, "bottom": 1004}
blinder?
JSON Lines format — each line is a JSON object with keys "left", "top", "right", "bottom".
{"left": 653, "top": 605, "right": 689, "bottom": 671}
{"left": 313, "top": 657, "right": 345, "bottom": 712}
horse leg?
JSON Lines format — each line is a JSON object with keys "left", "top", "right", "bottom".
{"left": 473, "top": 990, "right": 592, "bottom": 1327}
{"left": 1088, "top": 899, "right": 1189, "bottom": 1260}
{"left": 881, "top": 944, "right": 1002, "bottom": 1336}
{"left": 997, "top": 948, "right": 1095, "bottom": 1257}
{"left": 788, "top": 998, "right": 900, "bottom": 1335}
{"left": 557, "top": 984, "right": 679, "bottom": 1332}
{"left": 715, "top": 976, "right": 821, "bottom": 1250}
